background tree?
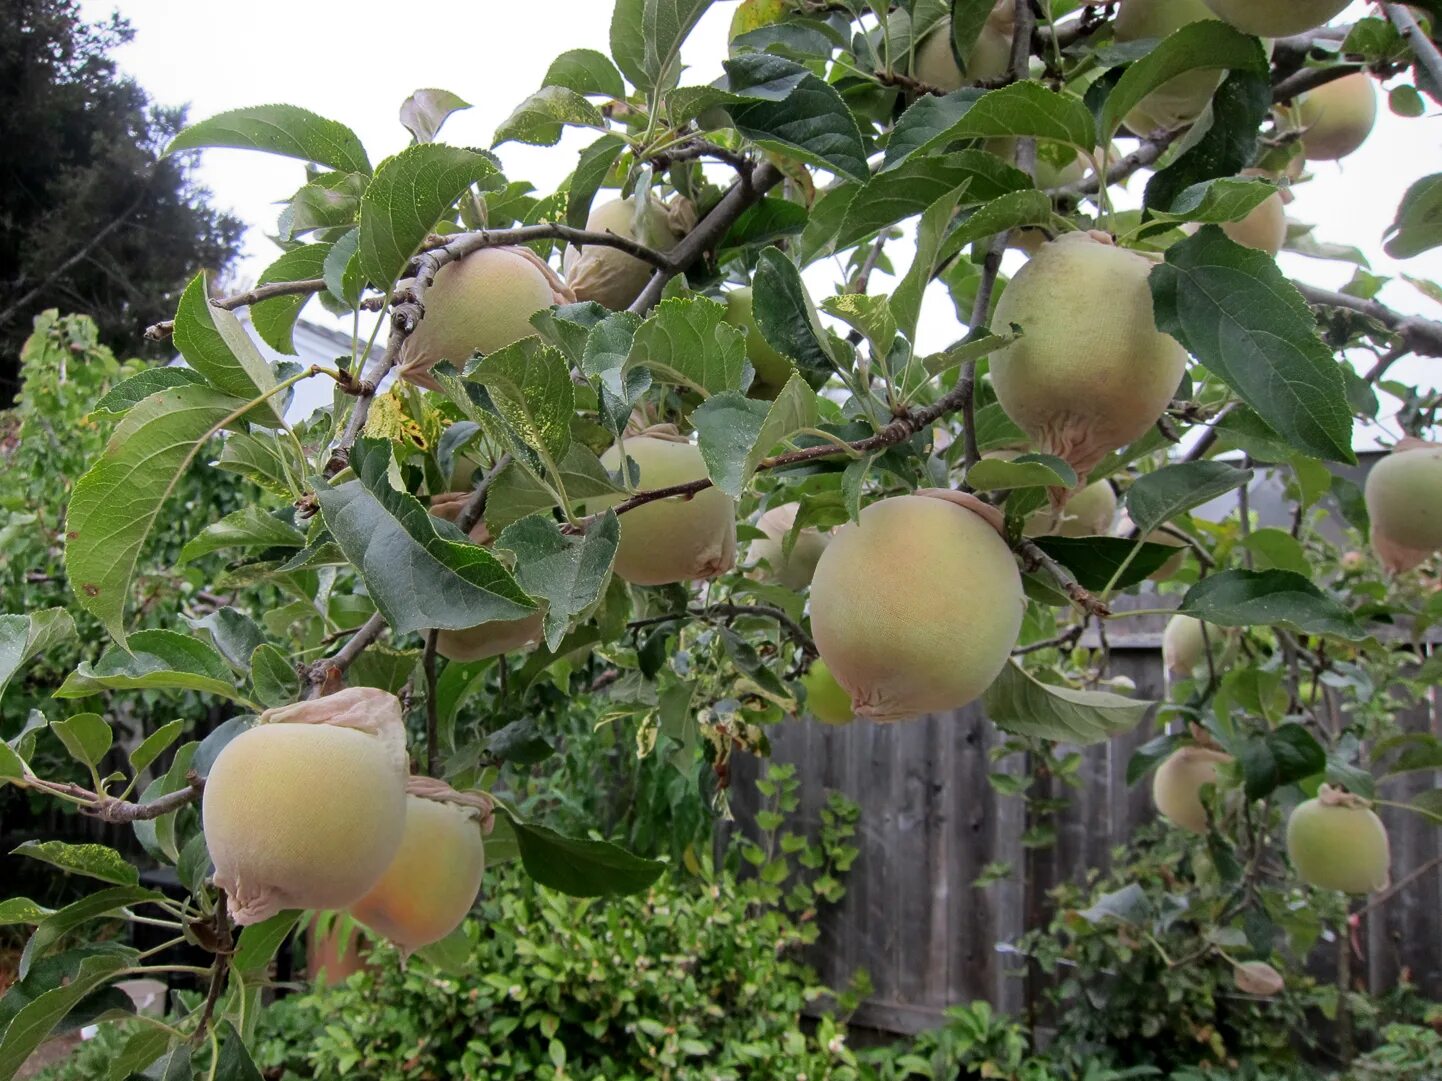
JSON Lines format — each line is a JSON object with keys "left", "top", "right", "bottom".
{"left": 0, "top": 0, "right": 242, "bottom": 402}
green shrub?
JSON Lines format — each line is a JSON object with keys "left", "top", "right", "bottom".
{"left": 255, "top": 764, "right": 865, "bottom": 1081}
{"left": 1345, "top": 1022, "right": 1442, "bottom": 1081}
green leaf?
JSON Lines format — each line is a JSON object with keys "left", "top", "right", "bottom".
{"left": 752, "top": 247, "right": 834, "bottom": 377}
{"left": 128, "top": 720, "right": 185, "bottom": 776}
{"left": 1241, "top": 527, "right": 1310, "bottom": 575}
{"left": 1031, "top": 538, "right": 1180, "bottom": 590}
{"left": 167, "top": 104, "right": 371, "bottom": 174}
{"left": 1144, "top": 70, "right": 1275, "bottom": 214}
{"left": 466, "top": 337, "right": 574, "bottom": 465}
{"left": 935, "top": 189, "right": 1056, "bottom": 264}
{"left": 497, "top": 513, "right": 619, "bottom": 651}
{"left": 693, "top": 374, "right": 820, "bottom": 498}
{"left": 545, "top": 49, "right": 627, "bottom": 99}
{"left": 820, "top": 294, "right": 897, "bottom": 360}
{"left": 19, "top": 885, "right": 161, "bottom": 980}
{"left": 1145, "top": 176, "right": 1278, "bottom": 226}
{"left": 414, "top": 926, "right": 473, "bottom": 975}
{"left": 65, "top": 384, "right": 253, "bottom": 646}
{"left": 283, "top": 171, "right": 367, "bottom": 238}
{"left": 215, "top": 1021, "right": 263, "bottom": 1081}
{"left": 55, "top": 629, "right": 242, "bottom": 702}
{"left": 399, "top": 88, "right": 471, "bottom": 143}
{"left": 0, "top": 609, "right": 76, "bottom": 706}
{"left": 494, "top": 86, "right": 606, "bottom": 148}
{"left": 1384, "top": 173, "right": 1442, "bottom": 259}
{"left": 626, "top": 296, "right": 749, "bottom": 397}
{"left": 189, "top": 608, "right": 267, "bottom": 673}
{"left": 567, "top": 134, "right": 627, "bottom": 231}
{"left": 315, "top": 439, "right": 535, "bottom": 636}
{"left": 893, "top": 182, "right": 968, "bottom": 340}
{"left": 91, "top": 368, "right": 208, "bottom": 417}
{"left": 967, "top": 454, "right": 1076, "bottom": 491}
{"left": 1126, "top": 461, "right": 1253, "bottom": 535}
{"left": 251, "top": 244, "right": 328, "bottom": 354}
{"left": 1238, "top": 723, "right": 1327, "bottom": 800}
{"left": 108, "top": 1029, "right": 173, "bottom": 1081}
{"left": 884, "top": 83, "right": 1097, "bottom": 170}
{"left": 11, "top": 841, "right": 139, "bottom": 887}
{"left": 829, "top": 150, "right": 1031, "bottom": 255}
{"left": 172, "top": 274, "right": 283, "bottom": 426}
{"left": 231, "top": 910, "right": 301, "bottom": 976}
{"left": 508, "top": 814, "right": 665, "bottom": 897}
{"left": 0, "top": 741, "right": 24, "bottom": 784}
{"left": 180, "top": 505, "right": 306, "bottom": 564}
{"left": 1151, "top": 227, "right": 1356, "bottom": 464}
{"left": 1179, "top": 570, "right": 1365, "bottom": 640}
{"left": 358, "top": 144, "right": 500, "bottom": 292}
{"left": 0, "top": 953, "right": 130, "bottom": 1078}
{"left": 250, "top": 643, "right": 300, "bottom": 710}
{"left": 484, "top": 446, "right": 622, "bottom": 533}
{"left": 984, "top": 661, "right": 1153, "bottom": 745}
{"left": 610, "top": 0, "right": 715, "bottom": 94}
{"left": 323, "top": 227, "right": 364, "bottom": 308}
{"left": 723, "top": 56, "right": 868, "bottom": 181}
{"left": 49, "top": 713, "right": 112, "bottom": 769}
{"left": 0, "top": 899, "right": 53, "bottom": 927}
{"left": 1100, "top": 21, "right": 1268, "bottom": 140}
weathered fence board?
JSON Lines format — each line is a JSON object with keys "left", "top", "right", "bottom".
{"left": 730, "top": 600, "right": 1442, "bottom": 1034}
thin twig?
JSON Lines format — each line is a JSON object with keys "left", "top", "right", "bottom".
{"left": 647, "top": 139, "right": 755, "bottom": 176}
{"left": 629, "top": 603, "right": 818, "bottom": 658}
{"left": 305, "top": 611, "right": 387, "bottom": 691}
{"left": 192, "top": 899, "right": 232, "bottom": 1044}
{"left": 1271, "top": 63, "right": 1367, "bottom": 105}
{"left": 1011, "top": 622, "right": 1085, "bottom": 656}
{"left": 419, "top": 222, "right": 677, "bottom": 271}
{"left": 1352, "top": 853, "right": 1442, "bottom": 920}
{"left": 455, "top": 453, "right": 513, "bottom": 536}
{"left": 1017, "top": 540, "right": 1111, "bottom": 617}
{"left": 423, "top": 629, "right": 440, "bottom": 776}
{"left": 959, "top": 234, "right": 1008, "bottom": 472}
{"left": 1295, "top": 280, "right": 1442, "bottom": 358}
{"left": 144, "top": 278, "right": 330, "bottom": 340}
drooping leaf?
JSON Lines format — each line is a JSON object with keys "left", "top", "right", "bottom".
{"left": 1126, "top": 461, "right": 1254, "bottom": 535}
{"left": 1144, "top": 70, "right": 1275, "bottom": 214}
{"left": 180, "top": 505, "right": 306, "bottom": 564}
{"left": 167, "top": 104, "right": 371, "bottom": 174}
{"left": 55, "top": 629, "right": 246, "bottom": 703}
{"left": 508, "top": 814, "right": 665, "bottom": 897}
{"left": 935, "top": 189, "right": 1056, "bottom": 264}
{"left": 1100, "top": 21, "right": 1268, "bottom": 140}
{"left": 48, "top": 713, "right": 112, "bottom": 769}
{"left": 18, "top": 885, "right": 162, "bottom": 980}
{"left": 172, "top": 274, "right": 283, "bottom": 426}
{"left": 64, "top": 386, "right": 251, "bottom": 646}
{"left": 90, "top": 368, "right": 208, "bottom": 417}
{"left": 466, "top": 337, "right": 574, "bottom": 465}
{"left": 984, "top": 661, "right": 1153, "bottom": 745}
{"left": 723, "top": 55, "right": 868, "bottom": 181}
{"left": 751, "top": 246, "right": 834, "bottom": 377}
{"left": 885, "top": 83, "right": 1097, "bottom": 170}
{"left": 1383, "top": 173, "right": 1442, "bottom": 259}
{"left": 1151, "top": 227, "right": 1357, "bottom": 464}
{"left": 1179, "top": 570, "right": 1366, "bottom": 640}
{"left": 544, "top": 50, "right": 627, "bottom": 99}
{"left": 188, "top": 608, "right": 267, "bottom": 673}
{"left": 497, "top": 512, "right": 619, "bottom": 650}
{"left": 493, "top": 86, "right": 607, "bottom": 148}
{"left": 10, "top": 841, "right": 139, "bottom": 887}
{"left": 314, "top": 439, "right": 535, "bottom": 636}
{"left": 214, "top": 1021, "right": 263, "bottom": 1081}
{"left": 250, "top": 643, "right": 300, "bottom": 709}
{"left": 0, "top": 609, "right": 76, "bottom": 706}
{"left": 0, "top": 952, "right": 131, "bottom": 1077}
{"left": 567, "top": 134, "right": 627, "bottom": 231}
{"left": 1237, "top": 723, "right": 1327, "bottom": 800}
{"left": 358, "top": 144, "right": 500, "bottom": 292}
{"left": 1030, "top": 538, "right": 1179, "bottom": 591}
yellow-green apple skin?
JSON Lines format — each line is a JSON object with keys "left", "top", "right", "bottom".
{"left": 1287, "top": 796, "right": 1391, "bottom": 893}
{"left": 1163, "top": 614, "right": 1208, "bottom": 677}
{"left": 913, "top": 9, "right": 1013, "bottom": 91}
{"left": 564, "top": 197, "right": 681, "bottom": 310}
{"left": 1114, "top": 0, "right": 1223, "bottom": 133}
{"left": 350, "top": 788, "right": 486, "bottom": 951}
{"left": 749, "top": 503, "right": 830, "bottom": 590}
{"left": 809, "top": 492, "right": 1023, "bottom": 722}
{"left": 594, "top": 435, "right": 737, "bottom": 585}
{"left": 398, "top": 247, "right": 571, "bottom": 390}
{"left": 801, "top": 660, "right": 855, "bottom": 725}
{"left": 989, "top": 232, "right": 1189, "bottom": 482}
{"left": 1366, "top": 440, "right": 1442, "bottom": 553}
{"left": 1295, "top": 73, "right": 1377, "bottom": 161}
{"left": 202, "top": 687, "right": 408, "bottom": 925}
{"left": 1025, "top": 478, "right": 1117, "bottom": 537}
{"left": 1153, "top": 746, "right": 1232, "bottom": 833}
{"left": 1202, "top": 0, "right": 1349, "bottom": 37}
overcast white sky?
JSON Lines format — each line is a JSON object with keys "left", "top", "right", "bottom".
{"left": 86, "top": 1, "right": 1441, "bottom": 440}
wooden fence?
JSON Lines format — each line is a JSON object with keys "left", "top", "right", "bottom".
{"left": 728, "top": 596, "right": 1442, "bottom": 1036}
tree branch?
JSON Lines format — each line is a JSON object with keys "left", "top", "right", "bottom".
{"left": 1017, "top": 540, "right": 1111, "bottom": 617}
{"left": 423, "top": 629, "right": 440, "bottom": 776}
{"left": 628, "top": 161, "right": 785, "bottom": 315}
{"left": 647, "top": 139, "right": 755, "bottom": 176}
{"left": 454, "top": 452, "right": 513, "bottom": 536}
{"left": 629, "top": 602, "right": 817, "bottom": 658}
{"left": 1294, "top": 280, "right": 1442, "bottom": 357}
{"left": 1271, "top": 62, "right": 1366, "bottom": 105}
{"left": 304, "top": 610, "right": 388, "bottom": 692}
{"left": 420, "top": 221, "right": 677, "bottom": 271}
{"left": 1384, "top": 4, "right": 1442, "bottom": 94}
{"left": 143, "top": 278, "right": 329, "bottom": 340}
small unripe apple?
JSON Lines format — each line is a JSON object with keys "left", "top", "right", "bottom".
{"left": 723, "top": 286, "right": 796, "bottom": 398}
{"left": 202, "top": 687, "right": 409, "bottom": 924}
{"left": 1162, "top": 615, "right": 1212, "bottom": 677}
{"left": 1286, "top": 786, "right": 1391, "bottom": 893}
{"left": 564, "top": 197, "right": 688, "bottom": 310}
{"left": 801, "top": 659, "right": 854, "bottom": 725}
{"left": 990, "top": 231, "right": 1189, "bottom": 483}
{"left": 913, "top": 7, "right": 1014, "bottom": 91}
{"left": 1114, "top": 0, "right": 1223, "bottom": 134}
{"left": 428, "top": 492, "right": 544, "bottom": 661}
{"left": 1152, "top": 745, "right": 1232, "bottom": 833}
{"left": 749, "top": 503, "right": 830, "bottom": 590}
{"left": 592, "top": 430, "right": 737, "bottom": 585}
{"left": 398, "top": 247, "right": 573, "bottom": 391}
{"left": 1222, "top": 189, "right": 1287, "bottom": 256}
{"left": 810, "top": 490, "right": 1023, "bottom": 722}
{"left": 1293, "top": 73, "right": 1377, "bottom": 161}
{"left": 1365, "top": 438, "right": 1442, "bottom": 555}
{"left": 1202, "top": 0, "right": 1349, "bottom": 38}
{"left": 349, "top": 779, "right": 488, "bottom": 952}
